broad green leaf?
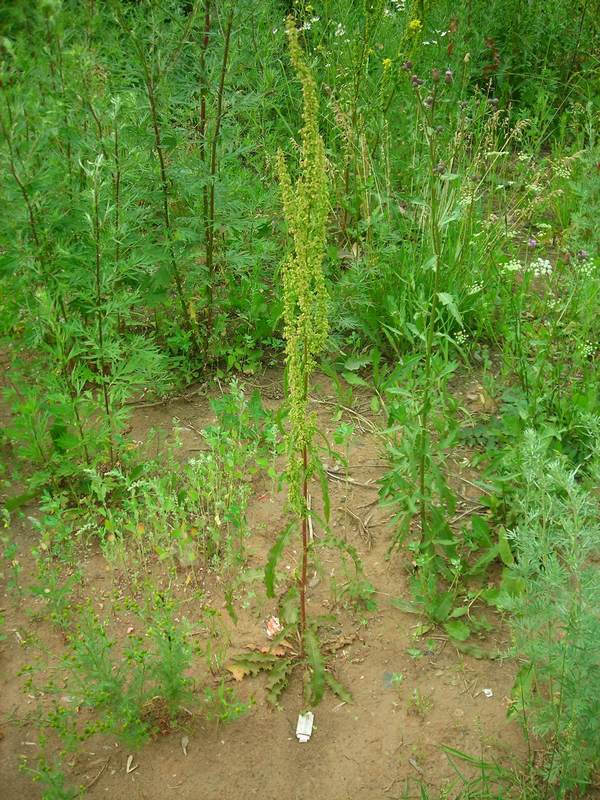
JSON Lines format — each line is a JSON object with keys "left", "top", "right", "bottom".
{"left": 391, "top": 598, "right": 421, "bottom": 614}
{"left": 470, "top": 515, "right": 492, "bottom": 547}
{"left": 279, "top": 585, "right": 300, "bottom": 626}
{"left": 437, "top": 292, "right": 463, "bottom": 326}
{"left": 344, "top": 356, "right": 371, "bottom": 371}
{"left": 342, "top": 371, "right": 368, "bottom": 387}
{"left": 430, "top": 591, "right": 454, "bottom": 623}
{"left": 4, "top": 492, "right": 37, "bottom": 512}
{"left": 498, "top": 527, "right": 514, "bottom": 566}
{"left": 467, "top": 544, "right": 499, "bottom": 576}
{"left": 453, "top": 642, "right": 501, "bottom": 660}
{"left": 443, "top": 619, "right": 471, "bottom": 641}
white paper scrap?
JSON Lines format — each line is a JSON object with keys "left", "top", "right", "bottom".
{"left": 296, "top": 712, "right": 314, "bottom": 743}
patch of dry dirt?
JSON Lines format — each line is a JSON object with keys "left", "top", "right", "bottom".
{"left": 0, "top": 371, "right": 526, "bottom": 800}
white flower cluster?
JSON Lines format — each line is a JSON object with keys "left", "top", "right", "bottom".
{"left": 423, "top": 28, "right": 448, "bottom": 46}
{"left": 502, "top": 258, "right": 522, "bottom": 273}
{"left": 502, "top": 257, "right": 554, "bottom": 277}
{"left": 468, "top": 282, "right": 483, "bottom": 295}
{"left": 335, "top": 22, "right": 345, "bottom": 37}
{"left": 455, "top": 330, "right": 468, "bottom": 346}
{"left": 300, "top": 16, "right": 320, "bottom": 31}
{"left": 532, "top": 257, "right": 552, "bottom": 277}
{"left": 554, "top": 160, "right": 572, "bottom": 179}
{"left": 575, "top": 257, "right": 595, "bottom": 279}
{"left": 580, "top": 340, "right": 597, "bottom": 359}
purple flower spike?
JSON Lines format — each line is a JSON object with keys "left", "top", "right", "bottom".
{"left": 528, "top": 237, "right": 538, "bottom": 249}
{"left": 577, "top": 249, "right": 589, "bottom": 260}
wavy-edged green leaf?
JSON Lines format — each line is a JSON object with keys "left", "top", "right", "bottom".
{"left": 224, "top": 587, "right": 238, "bottom": 624}
{"left": 264, "top": 524, "right": 292, "bottom": 598}
{"left": 304, "top": 627, "right": 325, "bottom": 707}
{"left": 315, "top": 459, "right": 330, "bottom": 525}
{"left": 324, "top": 671, "right": 352, "bottom": 703}
{"left": 265, "top": 658, "right": 295, "bottom": 706}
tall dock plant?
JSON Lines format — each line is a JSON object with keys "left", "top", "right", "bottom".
{"left": 275, "top": 18, "right": 329, "bottom": 652}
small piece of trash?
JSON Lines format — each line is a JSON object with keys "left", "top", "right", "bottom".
{"left": 181, "top": 736, "right": 189, "bottom": 757}
{"left": 383, "top": 672, "right": 403, "bottom": 689}
{"left": 126, "top": 755, "right": 138, "bottom": 774}
{"left": 483, "top": 687, "right": 493, "bottom": 698}
{"left": 409, "top": 757, "right": 424, "bottom": 774}
{"left": 296, "top": 711, "right": 314, "bottom": 743}
{"left": 265, "top": 616, "right": 283, "bottom": 639}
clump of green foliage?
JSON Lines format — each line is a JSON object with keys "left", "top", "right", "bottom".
{"left": 500, "top": 428, "right": 600, "bottom": 795}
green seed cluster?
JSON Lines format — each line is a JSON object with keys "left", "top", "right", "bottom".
{"left": 277, "top": 17, "right": 329, "bottom": 513}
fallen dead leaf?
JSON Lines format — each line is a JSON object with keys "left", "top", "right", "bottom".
{"left": 225, "top": 663, "right": 250, "bottom": 682}
{"left": 247, "top": 644, "right": 289, "bottom": 657}
{"left": 324, "top": 633, "right": 358, "bottom": 653}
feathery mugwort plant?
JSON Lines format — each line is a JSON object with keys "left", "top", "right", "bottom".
{"left": 112, "top": 1, "right": 200, "bottom": 350}
{"left": 276, "top": 17, "right": 329, "bottom": 650}
{"left": 202, "top": 2, "right": 234, "bottom": 355}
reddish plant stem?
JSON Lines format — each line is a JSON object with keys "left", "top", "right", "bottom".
{"left": 300, "top": 442, "right": 308, "bottom": 654}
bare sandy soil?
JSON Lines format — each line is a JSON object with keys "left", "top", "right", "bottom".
{"left": 0, "top": 371, "right": 526, "bottom": 800}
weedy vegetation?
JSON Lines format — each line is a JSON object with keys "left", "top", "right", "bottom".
{"left": 0, "top": 0, "right": 599, "bottom": 798}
